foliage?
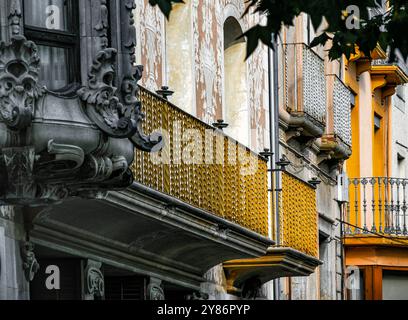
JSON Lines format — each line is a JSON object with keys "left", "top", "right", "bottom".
{"left": 149, "top": 0, "right": 408, "bottom": 61}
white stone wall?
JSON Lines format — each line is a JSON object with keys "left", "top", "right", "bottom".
{"left": 391, "top": 85, "right": 408, "bottom": 179}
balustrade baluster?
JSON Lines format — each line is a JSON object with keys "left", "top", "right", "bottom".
{"left": 362, "top": 178, "right": 368, "bottom": 233}
{"left": 346, "top": 199, "right": 352, "bottom": 234}
{"left": 370, "top": 178, "right": 377, "bottom": 232}
{"left": 396, "top": 179, "right": 402, "bottom": 234}
{"left": 390, "top": 179, "right": 395, "bottom": 234}
{"left": 353, "top": 179, "right": 360, "bottom": 234}
{"left": 403, "top": 180, "right": 408, "bottom": 235}
{"left": 378, "top": 177, "right": 383, "bottom": 233}
{"left": 384, "top": 178, "right": 390, "bottom": 234}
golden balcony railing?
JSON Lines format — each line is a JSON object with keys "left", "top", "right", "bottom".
{"left": 280, "top": 172, "right": 319, "bottom": 258}
{"left": 282, "top": 43, "right": 327, "bottom": 126}
{"left": 223, "top": 171, "right": 320, "bottom": 292}
{"left": 131, "top": 87, "right": 269, "bottom": 237}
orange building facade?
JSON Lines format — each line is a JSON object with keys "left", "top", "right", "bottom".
{"left": 344, "top": 47, "right": 408, "bottom": 300}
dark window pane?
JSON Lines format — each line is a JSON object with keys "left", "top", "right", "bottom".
{"left": 24, "top": 0, "right": 69, "bottom": 32}
{"left": 37, "top": 45, "right": 69, "bottom": 90}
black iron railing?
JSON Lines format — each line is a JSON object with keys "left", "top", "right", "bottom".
{"left": 345, "top": 177, "right": 408, "bottom": 236}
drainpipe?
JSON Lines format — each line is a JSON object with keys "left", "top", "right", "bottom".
{"left": 272, "top": 40, "right": 281, "bottom": 246}
{"left": 269, "top": 36, "right": 281, "bottom": 300}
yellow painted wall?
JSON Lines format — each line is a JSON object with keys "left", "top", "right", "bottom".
{"left": 345, "top": 61, "right": 360, "bottom": 181}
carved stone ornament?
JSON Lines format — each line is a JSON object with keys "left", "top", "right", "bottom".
{"left": 21, "top": 241, "right": 40, "bottom": 282}
{"left": 186, "top": 292, "right": 210, "bottom": 300}
{"left": 84, "top": 260, "right": 105, "bottom": 300}
{"left": 147, "top": 277, "right": 165, "bottom": 300}
{"left": 0, "top": 36, "right": 44, "bottom": 130}
{"left": 0, "top": 34, "right": 163, "bottom": 206}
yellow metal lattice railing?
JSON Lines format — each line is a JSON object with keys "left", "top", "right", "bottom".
{"left": 280, "top": 172, "right": 319, "bottom": 258}
{"left": 131, "top": 87, "right": 269, "bottom": 237}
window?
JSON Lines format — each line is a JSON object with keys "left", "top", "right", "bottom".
{"left": 105, "top": 276, "right": 147, "bottom": 301}
{"left": 374, "top": 113, "right": 381, "bottom": 131}
{"left": 350, "top": 91, "right": 356, "bottom": 108}
{"left": 166, "top": 2, "right": 195, "bottom": 114}
{"left": 397, "top": 85, "right": 406, "bottom": 103}
{"left": 223, "top": 17, "right": 249, "bottom": 146}
{"left": 23, "top": 0, "right": 80, "bottom": 91}
{"left": 383, "top": 270, "right": 408, "bottom": 300}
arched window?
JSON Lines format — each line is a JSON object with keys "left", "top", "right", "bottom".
{"left": 166, "top": 1, "right": 194, "bottom": 114}
{"left": 223, "top": 17, "right": 249, "bottom": 146}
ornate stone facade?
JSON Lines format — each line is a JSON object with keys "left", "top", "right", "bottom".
{"left": 0, "top": 1, "right": 163, "bottom": 206}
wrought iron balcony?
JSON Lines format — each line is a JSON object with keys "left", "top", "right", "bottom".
{"left": 332, "top": 76, "right": 352, "bottom": 147}
{"left": 132, "top": 87, "right": 269, "bottom": 236}
{"left": 372, "top": 58, "right": 408, "bottom": 76}
{"left": 320, "top": 74, "right": 352, "bottom": 161}
{"left": 345, "top": 177, "right": 408, "bottom": 236}
{"left": 371, "top": 57, "right": 408, "bottom": 86}
{"left": 282, "top": 43, "right": 327, "bottom": 138}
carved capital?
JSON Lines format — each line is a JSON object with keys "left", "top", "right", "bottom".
{"left": 147, "top": 277, "right": 165, "bottom": 300}
{"left": 0, "top": 147, "right": 36, "bottom": 202}
{"left": 21, "top": 241, "right": 40, "bottom": 282}
{"left": 0, "top": 206, "right": 14, "bottom": 220}
{"left": 84, "top": 260, "right": 105, "bottom": 300}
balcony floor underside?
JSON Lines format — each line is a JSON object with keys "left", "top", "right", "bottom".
{"left": 345, "top": 236, "right": 408, "bottom": 268}
{"left": 224, "top": 247, "right": 322, "bottom": 293}
{"left": 344, "top": 235, "right": 408, "bottom": 247}
{"left": 28, "top": 183, "right": 273, "bottom": 290}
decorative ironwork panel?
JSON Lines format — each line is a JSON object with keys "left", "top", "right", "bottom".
{"left": 132, "top": 87, "right": 269, "bottom": 237}
{"left": 282, "top": 43, "right": 326, "bottom": 125}
{"left": 281, "top": 172, "right": 319, "bottom": 258}
{"left": 333, "top": 76, "right": 352, "bottom": 146}
{"left": 302, "top": 45, "right": 326, "bottom": 123}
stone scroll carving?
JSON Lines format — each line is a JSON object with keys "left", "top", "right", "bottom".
{"left": 78, "top": 47, "right": 164, "bottom": 152}
{"left": 78, "top": 48, "right": 139, "bottom": 139}
{"left": 0, "top": 36, "right": 44, "bottom": 130}
{"left": 0, "top": 34, "right": 163, "bottom": 206}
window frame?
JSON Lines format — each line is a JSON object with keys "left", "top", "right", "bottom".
{"left": 22, "top": 0, "right": 81, "bottom": 89}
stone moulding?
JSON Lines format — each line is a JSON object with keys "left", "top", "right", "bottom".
{"left": 0, "top": 35, "right": 163, "bottom": 206}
